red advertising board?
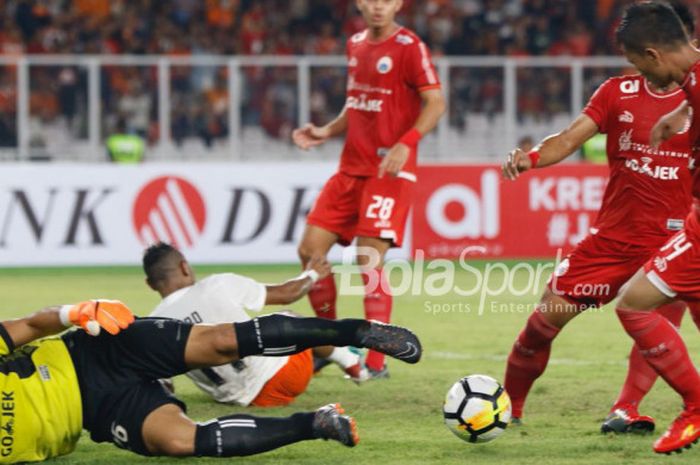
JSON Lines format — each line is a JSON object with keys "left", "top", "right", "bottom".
{"left": 412, "top": 164, "right": 610, "bottom": 259}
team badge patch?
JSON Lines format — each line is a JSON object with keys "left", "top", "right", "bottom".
{"left": 377, "top": 56, "right": 393, "bottom": 74}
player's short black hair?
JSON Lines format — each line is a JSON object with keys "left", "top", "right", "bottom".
{"left": 142, "top": 242, "right": 184, "bottom": 286}
{"left": 616, "top": 2, "right": 689, "bottom": 54}
{"left": 670, "top": 1, "right": 695, "bottom": 36}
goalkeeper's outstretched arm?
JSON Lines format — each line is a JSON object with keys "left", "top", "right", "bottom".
{"left": 1, "top": 300, "right": 135, "bottom": 350}
{"left": 2, "top": 306, "right": 70, "bottom": 349}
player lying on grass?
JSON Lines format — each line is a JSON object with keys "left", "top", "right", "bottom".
{"left": 0, "top": 299, "right": 422, "bottom": 462}
{"left": 143, "top": 242, "right": 369, "bottom": 408}
{"left": 501, "top": 0, "right": 700, "bottom": 436}
{"left": 292, "top": 0, "right": 445, "bottom": 379}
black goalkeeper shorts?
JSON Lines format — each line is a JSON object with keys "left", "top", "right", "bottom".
{"left": 62, "top": 317, "right": 194, "bottom": 455}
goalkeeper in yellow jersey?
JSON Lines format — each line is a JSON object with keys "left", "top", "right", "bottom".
{"left": 0, "top": 299, "right": 422, "bottom": 462}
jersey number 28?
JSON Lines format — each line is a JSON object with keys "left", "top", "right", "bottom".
{"left": 366, "top": 195, "right": 395, "bottom": 220}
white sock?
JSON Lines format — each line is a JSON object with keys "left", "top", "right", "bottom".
{"left": 326, "top": 347, "right": 360, "bottom": 369}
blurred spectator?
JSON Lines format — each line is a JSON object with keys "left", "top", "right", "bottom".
{"left": 57, "top": 67, "right": 80, "bottom": 130}
{"left": 118, "top": 80, "right": 151, "bottom": 138}
{"left": 107, "top": 117, "right": 145, "bottom": 163}
{"left": 0, "top": 68, "right": 17, "bottom": 147}
{"left": 3, "top": 0, "right": 698, "bottom": 151}
{"left": 6, "top": 1, "right": 690, "bottom": 58}
{"left": 0, "top": 23, "right": 25, "bottom": 55}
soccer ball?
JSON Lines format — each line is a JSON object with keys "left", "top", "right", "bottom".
{"left": 443, "top": 374, "right": 512, "bottom": 443}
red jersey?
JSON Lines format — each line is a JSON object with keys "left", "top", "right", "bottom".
{"left": 582, "top": 74, "right": 693, "bottom": 246}
{"left": 340, "top": 26, "right": 441, "bottom": 179}
{"left": 681, "top": 60, "right": 700, "bottom": 208}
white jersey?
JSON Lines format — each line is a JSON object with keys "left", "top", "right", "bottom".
{"left": 150, "top": 273, "right": 287, "bottom": 406}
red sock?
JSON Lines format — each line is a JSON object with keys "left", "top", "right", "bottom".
{"left": 688, "top": 301, "right": 700, "bottom": 332}
{"left": 616, "top": 307, "right": 700, "bottom": 406}
{"left": 504, "top": 309, "right": 561, "bottom": 418}
{"left": 307, "top": 275, "right": 337, "bottom": 319}
{"left": 362, "top": 268, "right": 392, "bottom": 371}
{"left": 612, "top": 301, "right": 686, "bottom": 411}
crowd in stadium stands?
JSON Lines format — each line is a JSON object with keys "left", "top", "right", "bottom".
{"left": 1, "top": 0, "right": 699, "bottom": 150}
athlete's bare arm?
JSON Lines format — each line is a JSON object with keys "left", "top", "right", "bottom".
{"left": 651, "top": 100, "right": 689, "bottom": 148}
{"left": 378, "top": 87, "right": 445, "bottom": 178}
{"left": 265, "top": 255, "right": 332, "bottom": 305}
{"left": 502, "top": 114, "right": 599, "bottom": 180}
{"left": 2, "top": 301, "right": 134, "bottom": 348}
{"left": 1, "top": 306, "right": 67, "bottom": 347}
{"left": 412, "top": 88, "right": 447, "bottom": 136}
{"left": 292, "top": 108, "right": 348, "bottom": 150}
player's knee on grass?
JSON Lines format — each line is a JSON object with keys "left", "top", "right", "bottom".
{"left": 147, "top": 432, "right": 194, "bottom": 457}
{"left": 185, "top": 324, "right": 239, "bottom": 368}
{"left": 142, "top": 404, "right": 196, "bottom": 457}
{"left": 161, "top": 439, "right": 193, "bottom": 456}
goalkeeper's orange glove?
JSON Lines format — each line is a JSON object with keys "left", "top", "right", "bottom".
{"left": 59, "top": 300, "right": 135, "bottom": 336}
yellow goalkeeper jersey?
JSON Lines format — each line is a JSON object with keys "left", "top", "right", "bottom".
{"left": 0, "top": 325, "right": 82, "bottom": 463}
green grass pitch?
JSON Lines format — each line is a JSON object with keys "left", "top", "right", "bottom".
{"left": 1, "top": 261, "right": 699, "bottom": 465}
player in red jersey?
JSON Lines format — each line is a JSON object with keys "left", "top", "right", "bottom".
{"left": 603, "top": 2, "right": 700, "bottom": 454}
{"left": 292, "top": 0, "right": 445, "bottom": 377}
{"left": 602, "top": 3, "right": 700, "bottom": 436}
{"left": 501, "top": 1, "right": 700, "bottom": 436}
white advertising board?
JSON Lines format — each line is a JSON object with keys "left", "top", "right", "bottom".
{"left": 0, "top": 162, "right": 408, "bottom": 266}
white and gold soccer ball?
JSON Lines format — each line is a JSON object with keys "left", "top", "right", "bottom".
{"left": 443, "top": 374, "right": 512, "bottom": 443}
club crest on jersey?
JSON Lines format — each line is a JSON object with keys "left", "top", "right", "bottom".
{"left": 618, "top": 111, "right": 634, "bottom": 123}
{"left": 620, "top": 80, "right": 640, "bottom": 94}
{"left": 691, "top": 72, "right": 697, "bottom": 87}
{"left": 348, "top": 56, "right": 358, "bottom": 67}
{"left": 377, "top": 56, "right": 393, "bottom": 74}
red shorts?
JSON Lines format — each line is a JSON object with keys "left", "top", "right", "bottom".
{"left": 548, "top": 233, "right": 663, "bottom": 308}
{"left": 644, "top": 211, "right": 700, "bottom": 301}
{"left": 250, "top": 349, "right": 314, "bottom": 407}
{"left": 306, "top": 171, "right": 415, "bottom": 246}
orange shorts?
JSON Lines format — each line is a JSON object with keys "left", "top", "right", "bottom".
{"left": 251, "top": 349, "right": 314, "bottom": 407}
